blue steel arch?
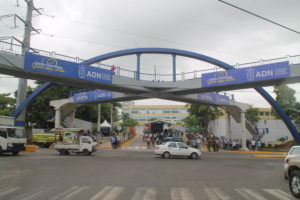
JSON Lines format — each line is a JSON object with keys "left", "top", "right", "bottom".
{"left": 13, "top": 48, "right": 300, "bottom": 143}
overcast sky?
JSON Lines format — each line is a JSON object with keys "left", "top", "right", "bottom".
{"left": 0, "top": 0, "right": 299, "bottom": 107}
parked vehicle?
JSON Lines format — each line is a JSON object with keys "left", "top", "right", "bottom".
{"left": 285, "top": 155, "right": 300, "bottom": 199}
{"left": 154, "top": 141, "right": 201, "bottom": 159}
{"left": 54, "top": 136, "right": 97, "bottom": 156}
{"left": 0, "top": 115, "right": 26, "bottom": 156}
{"left": 284, "top": 146, "right": 300, "bottom": 179}
{"left": 0, "top": 126, "right": 26, "bottom": 156}
{"left": 32, "top": 128, "right": 83, "bottom": 147}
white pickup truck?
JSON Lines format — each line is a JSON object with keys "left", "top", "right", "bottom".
{"left": 54, "top": 136, "right": 97, "bottom": 156}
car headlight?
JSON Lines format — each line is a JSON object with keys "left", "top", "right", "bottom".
{"left": 7, "top": 143, "right": 13, "bottom": 147}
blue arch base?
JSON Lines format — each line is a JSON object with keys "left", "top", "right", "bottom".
{"left": 13, "top": 48, "right": 300, "bottom": 143}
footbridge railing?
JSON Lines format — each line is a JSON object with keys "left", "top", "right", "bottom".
{"left": 1, "top": 40, "right": 300, "bottom": 82}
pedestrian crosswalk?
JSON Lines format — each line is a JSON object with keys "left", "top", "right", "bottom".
{"left": 0, "top": 185, "right": 295, "bottom": 200}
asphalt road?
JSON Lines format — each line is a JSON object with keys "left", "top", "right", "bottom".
{"left": 0, "top": 137, "right": 295, "bottom": 200}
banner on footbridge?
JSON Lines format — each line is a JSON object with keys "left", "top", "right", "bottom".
{"left": 202, "top": 61, "right": 290, "bottom": 87}
{"left": 197, "top": 92, "right": 230, "bottom": 105}
{"left": 24, "top": 53, "right": 112, "bottom": 84}
{"left": 73, "top": 90, "right": 112, "bottom": 103}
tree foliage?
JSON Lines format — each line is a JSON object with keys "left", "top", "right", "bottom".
{"left": 246, "top": 106, "right": 260, "bottom": 124}
{"left": 184, "top": 104, "right": 223, "bottom": 131}
{"left": 272, "top": 84, "right": 300, "bottom": 131}
{"left": 76, "top": 103, "right": 122, "bottom": 123}
{"left": 0, "top": 93, "right": 16, "bottom": 116}
{"left": 121, "top": 112, "right": 138, "bottom": 129}
{"left": 272, "top": 84, "right": 297, "bottom": 119}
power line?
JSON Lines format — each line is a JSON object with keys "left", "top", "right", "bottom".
{"left": 218, "top": 0, "right": 300, "bottom": 35}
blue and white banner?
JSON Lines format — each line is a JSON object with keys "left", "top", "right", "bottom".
{"left": 73, "top": 90, "right": 112, "bottom": 103}
{"left": 202, "top": 61, "right": 290, "bottom": 87}
{"left": 197, "top": 92, "right": 230, "bottom": 105}
{"left": 24, "top": 53, "right": 112, "bottom": 84}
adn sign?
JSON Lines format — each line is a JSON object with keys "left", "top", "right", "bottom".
{"left": 202, "top": 61, "right": 290, "bottom": 87}
{"left": 24, "top": 53, "right": 112, "bottom": 84}
{"left": 197, "top": 92, "right": 230, "bottom": 105}
{"left": 73, "top": 90, "right": 112, "bottom": 103}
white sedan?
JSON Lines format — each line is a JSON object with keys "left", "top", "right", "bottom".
{"left": 154, "top": 141, "right": 202, "bottom": 159}
{"left": 284, "top": 145, "right": 300, "bottom": 179}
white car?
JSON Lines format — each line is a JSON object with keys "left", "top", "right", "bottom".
{"left": 284, "top": 145, "right": 300, "bottom": 179}
{"left": 154, "top": 141, "right": 202, "bottom": 159}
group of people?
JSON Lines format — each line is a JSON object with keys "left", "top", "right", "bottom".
{"left": 186, "top": 131, "right": 203, "bottom": 149}
{"left": 144, "top": 129, "right": 170, "bottom": 149}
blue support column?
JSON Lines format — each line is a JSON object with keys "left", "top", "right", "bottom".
{"left": 136, "top": 53, "right": 141, "bottom": 80}
{"left": 172, "top": 54, "right": 176, "bottom": 82}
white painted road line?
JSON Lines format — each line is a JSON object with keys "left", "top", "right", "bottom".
{"left": 0, "top": 187, "right": 20, "bottom": 197}
{"left": 131, "top": 187, "right": 156, "bottom": 200}
{"left": 89, "top": 186, "right": 124, "bottom": 200}
{"left": 63, "top": 186, "right": 89, "bottom": 200}
{"left": 171, "top": 188, "right": 195, "bottom": 200}
{"left": 235, "top": 188, "right": 268, "bottom": 200}
{"left": 49, "top": 186, "right": 80, "bottom": 200}
{"left": 263, "top": 189, "right": 294, "bottom": 200}
{"left": 204, "top": 187, "right": 230, "bottom": 200}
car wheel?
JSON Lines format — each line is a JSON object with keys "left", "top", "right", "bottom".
{"left": 163, "top": 152, "right": 170, "bottom": 159}
{"left": 12, "top": 151, "right": 19, "bottom": 156}
{"left": 0, "top": 146, "right": 2, "bottom": 156}
{"left": 289, "top": 170, "right": 300, "bottom": 198}
{"left": 191, "top": 152, "right": 198, "bottom": 159}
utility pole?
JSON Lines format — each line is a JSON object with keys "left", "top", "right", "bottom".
{"left": 15, "top": 0, "right": 39, "bottom": 126}
{"left": 110, "top": 103, "right": 113, "bottom": 133}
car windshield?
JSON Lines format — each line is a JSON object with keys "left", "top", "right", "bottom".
{"left": 7, "top": 128, "right": 26, "bottom": 138}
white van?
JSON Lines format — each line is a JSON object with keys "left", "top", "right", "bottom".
{"left": 0, "top": 126, "right": 27, "bottom": 155}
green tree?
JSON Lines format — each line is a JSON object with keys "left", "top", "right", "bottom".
{"left": 0, "top": 93, "right": 16, "bottom": 116}
{"left": 26, "top": 84, "right": 77, "bottom": 128}
{"left": 272, "top": 84, "right": 300, "bottom": 132}
{"left": 272, "top": 84, "right": 297, "bottom": 118}
{"left": 184, "top": 104, "right": 223, "bottom": 132}
{"left": 121, "top": 112, "right": 138, "bottom": 129}
{"left": 76, "top": 103, "right": 122, "bottom": 123}
{"left": 246, "top": 106, "right": 260, "bottom": 124}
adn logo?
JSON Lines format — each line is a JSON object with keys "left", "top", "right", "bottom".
{"left": 246, "top": 68, "right": 255, "bottom": 81}
{"left": 79, "top": 65, "right": 86, "bottom": 79}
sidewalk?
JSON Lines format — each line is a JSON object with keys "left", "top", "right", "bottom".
{"left": 96, "top": 134, "right": 140, "bottom": 149}
{"left": 201, "top": 147, "right": 286, "bottom": 158}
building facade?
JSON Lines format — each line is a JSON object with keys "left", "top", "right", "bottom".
{"left": 122, "top": 102, "right": 189, "bottom": 125}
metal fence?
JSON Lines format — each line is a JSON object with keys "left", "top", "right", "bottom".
{"left": 1, "top": 40, "right": 299, "bottom": 82}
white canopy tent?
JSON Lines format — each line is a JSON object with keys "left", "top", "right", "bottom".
{"left": 100, "top": 120, "right": 111, "bottom": 128}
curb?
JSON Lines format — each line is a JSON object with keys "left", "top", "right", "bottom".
{"left": 251, "top": 155, "right": 285, "bottom": 158}
{"left": 97, "top": 134, "right": 141, "bottom": 149}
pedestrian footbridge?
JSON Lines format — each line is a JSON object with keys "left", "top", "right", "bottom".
{"left": 0, "top": 41, "right": 299, "bottom": 145}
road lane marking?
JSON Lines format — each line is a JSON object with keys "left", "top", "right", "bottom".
{"left": 10, "top": 186, "right": 46, "bottom": 200}
{"left": 263, "top": 189, "right": 294, "bottom": 200}
{"left": 0, "top": 187, "right": 20, "bottom": 197}
{"left": 204, "top": 188, "right": 230, "bottom": 200}
{"left": 171, "top": 188, "right": 195, "bottom": 200}
{"left": 21, "top": 189, "right": 48, "bottom": 200}
{"left": 235, "top": 188, "right": 268, "bottom": 200}
{"left": 89, "top": 186, "right": 124, "bottom": 200}
{"left": 63, "top": 186, "right": 89, "bottom": 199}
{"left": 131, "top": 188, "right": 156, "bottom": 200}
{"left": 49, "top": 186, "right": 80, "bottom": 200}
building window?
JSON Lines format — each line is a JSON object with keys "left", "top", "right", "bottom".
{"left": 259, "top": 112, "right": 264, "bottom": 116}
